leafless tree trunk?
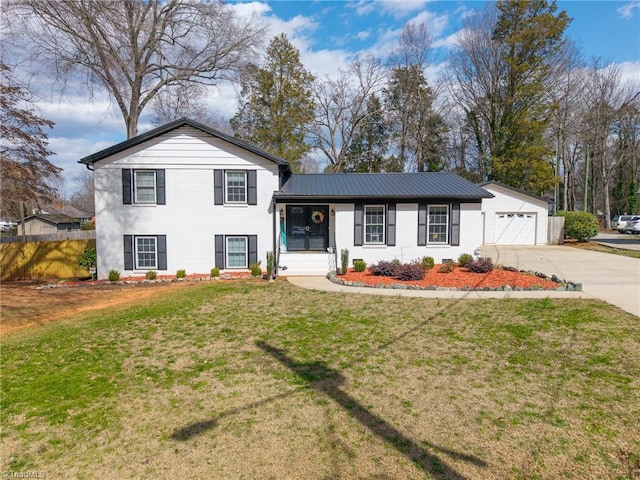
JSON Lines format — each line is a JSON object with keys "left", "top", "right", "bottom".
{"left": 7, "top": 0, "right": 266, "bottom": 138}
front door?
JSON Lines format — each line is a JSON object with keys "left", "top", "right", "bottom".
{"left": 286, "top": 205, "right": 329, "bottom": 251}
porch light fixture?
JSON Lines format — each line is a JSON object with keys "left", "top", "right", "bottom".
{"left": 331, "top": 209, "right": 335, "bottom": 216}
{"left": 279, "top": 208, "right": 285, "bottom": 219}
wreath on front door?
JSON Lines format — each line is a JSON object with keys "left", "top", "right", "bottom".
{"left": 311, "top": 210, "right": 325, "bottom": 224}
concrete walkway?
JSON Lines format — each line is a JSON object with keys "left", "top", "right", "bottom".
{"left": 287, "top": 245, "right": 640, "bottom": 317}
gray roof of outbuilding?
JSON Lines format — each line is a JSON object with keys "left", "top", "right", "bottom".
{"left": 79, "top": 117, "right": 290, "bottom": 169}
{"left": 275, "top": 173, "right": 493, "bottom": 201}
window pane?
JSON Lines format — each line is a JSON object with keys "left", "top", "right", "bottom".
{"left": 227, "top": 237, "right": 247, "bottom": 268}
{"left": 136, "top": 237, "right": 157, "bottom": 268}
{"left": 135, "top": 171, "right": 156, "bottom": 203}
{"left": 226, "top": 172, "right": 247, "bottom": 203}
{"left": 428, "top": 206, "right": 448, "bottom": 243}
{"left": 365, "top": 206, "right": 385, "bottom": 244}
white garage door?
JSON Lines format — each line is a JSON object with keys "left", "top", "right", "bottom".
{"left": 495, "top": 213, "right": 536, "bottom": 245}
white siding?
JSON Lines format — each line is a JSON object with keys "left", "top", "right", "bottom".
{"left": 481, "top": 184, "right": 548, "bottom": 245}
{"left": 94, "top": 126, "right": 279, "bottom": 279}
{"left": 330, "top": 202, "right": 483, "bottom": 266}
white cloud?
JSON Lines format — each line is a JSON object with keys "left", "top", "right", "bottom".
{"left": 356, "top": 30, "right": 371, "bottom": 41}
{"left": 617, "top": 1, "right": 640, "bottom": 18}
{"left": 618, "top": 60, "right": 640, "bottom": 85}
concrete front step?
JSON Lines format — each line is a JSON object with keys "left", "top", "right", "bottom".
{"left": 277, "top": 252, "right": 337, "bottom": 276}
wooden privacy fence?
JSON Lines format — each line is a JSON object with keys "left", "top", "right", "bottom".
{"left": 0, "top": 239, "right": 96, "bottom": 281}
{"left": 548, "top": 216, "right": 565, "bottom": 245}
{"left": 0, "top": 230, "right": 96, "bottom": 244}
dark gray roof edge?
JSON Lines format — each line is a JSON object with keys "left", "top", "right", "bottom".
{"left": 273, "top": 193, "right": 490, "bottom": 201}
{"left": 21, "top": 214, "right": 79, "bottom": 225}
{"left": 479, "top": 181, "right": 551, "bottom": 203}
{"left": 78, "top": 117, "right": 291, "bottom": 168}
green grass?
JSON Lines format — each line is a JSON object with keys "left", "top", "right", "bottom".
{"left": 2, "top": 281, "right": 639, "bottom": 479}
{"left": 568, "top": 240, "right": 640, "bottom": 259}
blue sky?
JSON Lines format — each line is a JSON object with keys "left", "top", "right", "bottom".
{"left": 28, "top": 0, "right": 640, "bottom": 190}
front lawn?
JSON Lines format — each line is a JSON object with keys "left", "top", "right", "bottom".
{"left": 2, "top": 281, "right": 639, "bottom": 479}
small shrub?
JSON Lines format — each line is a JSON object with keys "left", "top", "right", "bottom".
{"left": 391, "top": 258, "right": 401, "bottom": 265}
{"left": 108, "top": 270, "right": 120, "bottom": 282}
{"left": 467, "top": 257, "right": 494, "bottom": 273}
{"left": 395, "top": 263, "right": 425, "bottom": 281}
{"left": 78, "top": 248, "right": 97, "bottom": 271}
{"left": 370, "top": 261, "right": 401, "bottom": 277}
{"left": 340, "top": 249, "right": 349, "bottom": 275}
{"left": 438, "top": 262, "right": 457, "bottom": 273}
{"left": 418, "top": 256, "right": 435, "bottom": 271}
{"left": 176, "top": 269, "right": 186, "bottom": 279}
{"left": 353, "top": 260, "right": 367, "bottom": 272}
{"left": 145, "top": 270, "right": 157, "bottom": 280}
{"left": 266, "top": 251, "right": 274, "bottom": 277}
{"left": 211, "top": 267, "right": 220, "bottom": 277}
{"left": 556, "top": 210, "right": 599, "bottom": 241}
{"left": 250, "top": 262, "right": 262, "bottom": 276}
{"left": 458, "top": 253, "right": 473, "bottom": 267}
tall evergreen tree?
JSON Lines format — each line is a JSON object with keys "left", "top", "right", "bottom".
{"left": 231, "top": 34, "right": 315, "bottom": 171}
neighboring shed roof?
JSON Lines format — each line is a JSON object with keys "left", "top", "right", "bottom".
{"left": 479, "top": 181, "right": 551, "bottom": 204}
{"left": 19, "top": 214, "right": 79, "bottom": 226}
{"left": 78, "top": 117, "right": 290, "bottom": 169}
{"left": 275, "top": 173, "right": 493, "bottom": 201}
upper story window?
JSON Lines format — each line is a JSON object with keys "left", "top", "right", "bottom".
{"left": 225, "top": 171, "right": 247, "bottom": 203}
{"left": 122, "top": 169, "right": 165, "bottom": 205}
{"left": 214, "top": 170, "right": 257, "bottom": 206}
{"left": 134, "top": 171, "right": 157, "bottom": 203}
{"left": 428, "top": 205, "right": 448, "bottom": 244}
{"left": 364, "top": 205, "right": 385, "bottom": 244}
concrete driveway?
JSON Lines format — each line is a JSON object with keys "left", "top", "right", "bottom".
{"left": 482, "top": 245, "right": 640, "bottom": 317}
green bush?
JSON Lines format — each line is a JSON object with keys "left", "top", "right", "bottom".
{"left": 78, "top": 248, "right": 97, "bottom": 270}
{"left": 250, "top": 263, "right": 262, "bottom": 276}
{"left": 145, "top": 270, "right": 157, "bottom": 280}
{"left": 458, "top": 253, "right": 473, "bottom": 267}
{"left": 108, "top": 270, "right": 120, "bottom": 282}
{"left": 353, "top": 260, "right": 367, "bottom": 272}
{"left": 266, "top": 251, "right": 274, "bottom": 277}
{"left": 340, "top": 249, "right": 349, "bottom": 275}
{"left": 80, "top": 221, "right": 95, "bottom": 230}
{"left": 176, "top": 269, "right": 186, "bottom": 279}
{"left": 418, "top": 256, "right": 435, "bottom": 271}
{"left": 556, "top": 210, "right": 599, "bottom": 241}
{"left": 211, "top": 267, "right": 220, "bottom": 278}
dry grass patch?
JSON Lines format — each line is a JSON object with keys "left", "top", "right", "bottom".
{"left": 2, "top": 281, "right": 639, "bottom": 479}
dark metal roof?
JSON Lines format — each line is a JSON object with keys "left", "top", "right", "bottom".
{"left": 479, "top": 181, "right": 551, "bottom": 204}
{"left": 79, "top": 117, "right": 291, "bottom": 169}
{"left": 275, "top": 173, "right": 493, "bottom": 201}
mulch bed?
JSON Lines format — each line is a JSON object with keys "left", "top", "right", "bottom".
{"left": 341, "top": 265, "right": 559, "bottom": 290}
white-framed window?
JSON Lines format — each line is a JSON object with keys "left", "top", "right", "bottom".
{"left": 428, "top": 205, "right": 449, "bottom": 244}
{"left": 225, "top": 171, "right": 247, "bottom": 203}
{"left": 135, "top": 236, "right": 158, "bottom": 269}
{"left": 226, "top": 236, "right": 248, "bottom": 268}
{"left": 364, "top": 205, "right": 385, "bottom": 244}
{"left": 134, "top": 170, "right": 157, "bottom": 204}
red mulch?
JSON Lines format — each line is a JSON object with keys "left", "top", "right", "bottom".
{"left": 342, "top": 265, "right": 558, "bottom": 289}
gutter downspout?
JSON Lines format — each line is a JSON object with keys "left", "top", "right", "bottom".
{"left": 272, "top": 196, "right": 278, "bottom": 279}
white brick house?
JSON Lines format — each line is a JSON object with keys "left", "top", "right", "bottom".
{"left": 81, "top": 118, "right": 514, "bottom": 278}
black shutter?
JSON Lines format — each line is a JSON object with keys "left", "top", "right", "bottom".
{"left": 354, "top": 203, "right": 364, "bottom": 246}
{"left": 386, "top": 203, "right": 396, "bottom": 246}
{"left": 247, "top": 171, "right": 257, "bottom": 205}
{"left": 157, "top": 235, "right": 167, "bottom": 270}
{"left": 124, "top": 235, "right": 133, "bottom": 270}
{"left": 122, "top": 169, "right": 132, "bottom": 205}
{"left": 214, "top": 170, "right": 224, "bottom": 205}
{"left": 215, "top": 235, "right": 225, "bottom": 268}
{"left": 450, "top": 203, "right": 460, "bottom": 246}
{"left": 156, "top": 170, "right": 166, "bottom": 205}
{"left": 248, "top": 235, "right": 258, "bottom": 265}
{"left": 417, "top": 203, "right": 427, "bottom": 246}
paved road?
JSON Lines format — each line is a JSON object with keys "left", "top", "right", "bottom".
{"left": 482, "top": 245, "right": 640, "bottom": 317}
{"left": 592, "top": 232, "right": 640, "bottom": 251}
